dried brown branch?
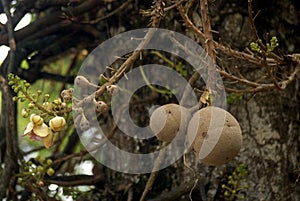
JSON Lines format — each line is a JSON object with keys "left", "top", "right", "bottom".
{"left": 214, "top": 43, "right": 263, "bottom": 66}
{"left": 200, "top": 0, "right": 216, "bottom": 64}
{"left": 148, "top": 179, "right": 200, "bottom": 201}
{"left": 247, "top": 0, "right": 261, "bottom": 45}
{"left": 247, "top": 0, "right": 285, "bottom": 90}
{"left": 164, "top": 0, "right": 186, "bottom": 12}
{"left": 178, "top": 4, "right": 264, "bottom": 66}
{"left": 0, "top": 77, "right": 19, "bottom": 200}
{"left": 139, "top": 142, "right": 168, "bottom": 201}
{"left": 71, "top": 0, "right": 133, "bottom": 24}
{"left": 200, "top": 0, "right": 218, "bottom": 97}
{"left": 0, "top": 1, "right": 20, "bottom": 199}
{"left": 0, "top": 0, "right": 102, "bottom": 45}
{"left": 44, "top": 174, "right": 104, "bottom": 186}
{"left": 138, "top": 2, "right": 170, "bottom": 200}
{"left": 178, "top": 1, "right": 300, "bottom": 93}
{"left": 224, "top": 61, "right": 300, "bottom": 93}
{"left": 262, "top": 58, "right": 283, "bottom": 90}
{"left": 247, "top": 0, "right": 284, "bottom": 64}
{"left": 75, "top": 1, "right": 163, "bottom": 109}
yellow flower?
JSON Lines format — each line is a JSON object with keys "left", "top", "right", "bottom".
{"left": 49, "top": 116, "right": 66, "bottom": 132}
{"left": 23, "top": 114, "right": 54, "bottom": 148}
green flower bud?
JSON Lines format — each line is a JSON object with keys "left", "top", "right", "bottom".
{"left": 13, "top": 86, "right": 20, "bottom": 93}
{"left": 53, "top": 98, "right": 62, "bottom": 105}
{"left": 21, "top": 109, "right": 29, "bottom": 118}
{"left": 25, "top": 83, "right": 30, "bottom": 89}
{"left": 46, "top": 159, "right": 53, "bottom": 166}
{"left": 17, "top": 178, "right": 22, "bottom": 184}
{"left": 12, "top": 97, "right": 19, "bottom": 102}
{"left": 38, "top": 156, "right": 46, "bottom": 164}
{"left": 8, "top": 73, "right": 14, "bottom": 79}
{"left": 61, "top": 102, "right": 67, "bottom": 108}
{"left": 37, "top": 166, "right": 44, "bottom": 173}
{"left": 42, "top": 102, "right": 52, "bottom": 110}
{"left": 47, "top": 168, "right": 55, "bottom": 176}
{"left": 44, "top": 94, "right": 50, "bottom": 100}
{"left": 28, "top": 102, "right": 35, "bottom": 109}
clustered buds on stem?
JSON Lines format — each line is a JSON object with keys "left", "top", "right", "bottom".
{"left": 75, "top": 75, "right": 92, "bottom": 88}
{"left": 80, "top": 113, "right": 90, "bottom": 131}
{"left": 21, "top": 109, "right": 29, "bottom": 118}
{"left": 94, "top": 99, "right": 108, "bottom": 113}
{"left": 61, "top": 88, "right": 74, "bottom": 101}
{"left": 71, "top": 75, "right": 111, "bottom": 132}
{"left": 106, "top": 85, "right": 118, "bottom": 96}
{"left": 74, "top": 75, "right": 98, "bottom": 89}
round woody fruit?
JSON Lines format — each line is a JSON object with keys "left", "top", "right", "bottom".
{"left": 187, "top": 106, "right": 242, "bottom": 166}
{"left": 149, "top": 104, "right": 191, "bottom": 143}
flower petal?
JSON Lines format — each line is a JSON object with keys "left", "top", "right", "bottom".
{"left": 23, "top": 122, "right": 34, "bottom": 136}
{"left": 42, "top": 131, "right": 54, "bottom": 148}
{"left": 33, "top": 123, "right": 50, "bottom": 137}
{"left": 29, "top": 133, "right": 42, "bottom": 141}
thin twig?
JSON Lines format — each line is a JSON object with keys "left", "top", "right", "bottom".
{"left": 248, "top": 0, "right": 284, "bottom": 63}
{"left": 177, "top": 2, "right": 300, "bottom": 93}
{"left": 139, "top": 141, "right": 168, "bottom": 201}
{"left": 75, "top": 0, "right": 163, "bottom": 108}
{"left": 247, "top": 0, "right": 261, "bottom": 44}
{"left": 200, "top": 0, "right": 216, "bottom": 64}
{"left": 147, "top": 179, "right": 200, "bottom": 201}
{"left": 73, "top": 0, "right": 133, "bottom": 24}
{"left": 225, "top": 62, "right": 300, "bottom": 93}
{"left": 44, "top": 174, "right": 104, "bottom": 186}
{"left": 164, "top": 0, "right": 186, "bottom": 12}
{"left": 200, "top": 0, "right": 218, "bottom": 101}
{"left": 262, "top": 57, "right": 283, "bottom": 90}
{"left": 178, "top": 3, "right": 265, "bottom": 66}
{"left": 75, "top": 28, "right": 159, "bottom": 109}
{"left": 25, "top": 184, "right": 57, "bottom": 201}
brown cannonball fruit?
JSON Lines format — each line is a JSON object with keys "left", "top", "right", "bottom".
{"left": 149, "top": 104, "right": 191, "bottom": 143}
{"left": 187, "top": 106, "right": 242, "bottom": 166}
